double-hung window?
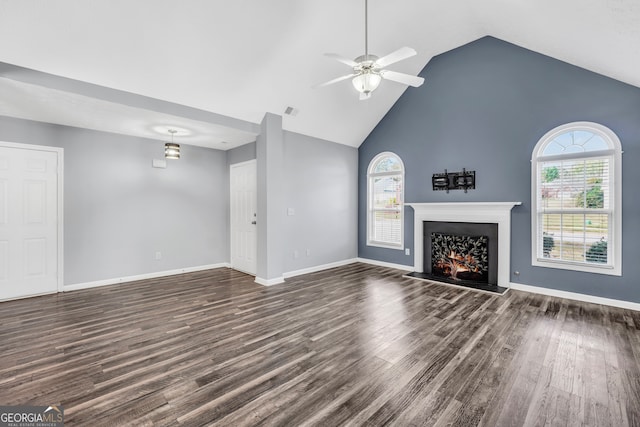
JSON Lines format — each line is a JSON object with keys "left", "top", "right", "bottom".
{"left": 367, "top": 152, "right": 404, "bottom": 249}
{"left": 532, "top": 122, "right": 622, "bottom": 275}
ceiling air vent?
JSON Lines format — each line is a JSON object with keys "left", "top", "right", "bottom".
{"left": 284, "top": 106, "right": 299, "bottom": 116}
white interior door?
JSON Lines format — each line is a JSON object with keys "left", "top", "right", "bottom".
{"left": 0, "top": 144, "right": 61, "bottom": 300}
{"left": 230, "top": 160, "right": 257, "bottom": 275}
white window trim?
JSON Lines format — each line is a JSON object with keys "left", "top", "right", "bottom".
{"left": 531, "top": 122, "right": 622, "bottom": 276}
{"left": 367, "top": 151, "right": 405, "bottom": 250}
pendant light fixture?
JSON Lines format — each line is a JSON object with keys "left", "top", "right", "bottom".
{"left": 165, "top": 129, "right": 180, "bottom": 159}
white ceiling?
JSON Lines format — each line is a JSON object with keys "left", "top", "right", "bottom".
{"left": 0, "top": 0, "right": 639, "bottom": 148}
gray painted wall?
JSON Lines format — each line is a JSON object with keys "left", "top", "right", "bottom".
{"left": 0, "top": 113, "right": 358, "bottom": 287}
{"left": 227, "top": 133, "right": 358, "bottom": 275}
{"left": 0, "top": 116, "right": 229, "bottom": 285}
{"left": 283, "top": 131, "right": 358, "bottom": 273}
{"left": 226, "top": 142, "right": 256, "bottom": 166}
{"left": 359, "top": 36, "right": 640, "bottom": 303}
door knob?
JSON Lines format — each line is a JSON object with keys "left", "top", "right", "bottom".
{"left": 251, "top": 221, "right": 257, "bottom": 225}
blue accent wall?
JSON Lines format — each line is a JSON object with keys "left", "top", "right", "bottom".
{"left": 358, "top": 36, "right": 640, "bottom": 303}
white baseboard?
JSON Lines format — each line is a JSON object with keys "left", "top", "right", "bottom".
{"left": 510, "top": 281, "right": 640, "bottom": 311}
{"left": 64, "top": 263, "right": 230, "bottom": 292}
{"left": 283, "top": 258, "right": 358, "bottom": 279}
{"left": 255, "top": 276, "right": 285, "bottom": 286}
{"left": 356, "top": 257, "right": 414, "bottom": 272}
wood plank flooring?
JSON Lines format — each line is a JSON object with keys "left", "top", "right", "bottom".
{"left": 1, "top": 263, "right": 640, "bottom": 426}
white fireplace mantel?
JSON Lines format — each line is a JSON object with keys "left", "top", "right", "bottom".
{"left": 405, "top": 202, "right": 522, "bottom": 288}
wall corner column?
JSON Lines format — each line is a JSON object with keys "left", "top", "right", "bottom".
{"left": 255, "top": 113, "right": 285, "bottom": 285}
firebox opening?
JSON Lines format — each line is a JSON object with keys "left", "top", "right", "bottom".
{"left": 431, "top": 232, "right": 489, "bottom": 283}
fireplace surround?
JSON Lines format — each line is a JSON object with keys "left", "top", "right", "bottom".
{"left": 405, "top": 202, "right": 521, "bottom": 291}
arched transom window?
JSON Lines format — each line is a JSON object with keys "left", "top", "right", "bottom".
{"left": 532, "top": 122, "right": 622, "bottom": 275}
{"left": 367, "top": 152, "right": 404, "bottom": 249}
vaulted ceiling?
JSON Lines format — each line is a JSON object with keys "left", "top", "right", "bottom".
{"left": 0, "top": 0, "right": 638, "bottom": 148}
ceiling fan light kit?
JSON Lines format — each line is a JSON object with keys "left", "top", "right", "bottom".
{"left": 316, "top": 0, "right": 424, "bottom": 100}
{"left": 352, "top": 68, "right": 382, "bottom": 96}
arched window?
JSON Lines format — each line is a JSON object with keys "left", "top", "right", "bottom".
{"left": 367, "top": 152, "right": 404, "bottom": 249}
{"left": 532, "top": 122, "right": 622, "bottom": 275}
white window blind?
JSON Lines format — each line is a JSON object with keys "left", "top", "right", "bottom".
{"left": 367, "top": 153, "right": 404, "bottom": 249}
{"left": 538, "top": 157, "right": 611, "bottom": 265}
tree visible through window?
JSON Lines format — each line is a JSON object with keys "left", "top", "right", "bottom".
{"left": 532, "top": 122, "right": 622, "bottom": 275}
{"left": 367, "top": 152, "right": 404, "bottom": 249}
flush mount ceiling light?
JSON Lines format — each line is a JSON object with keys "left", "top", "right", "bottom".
{"left": 151, "top": 125, "right": 192, "bottom": 137}
{"left": 314, "top": 0, "right": 424, "bottom": 100}
{"left": 165, "top": 129, "right": 180, "bottom": 159}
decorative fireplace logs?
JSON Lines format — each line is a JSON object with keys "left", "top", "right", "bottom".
{"left": 432, "top": 168, "right": 475, "bottom": 193}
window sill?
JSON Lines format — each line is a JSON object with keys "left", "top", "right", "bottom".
{"left": 532, "top": 258, "right": 621, "bottom": 276}
{"left": 367, "top": 241, "right": 404, "bottom": 251}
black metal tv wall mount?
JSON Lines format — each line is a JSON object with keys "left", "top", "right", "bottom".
{"left": 432, "top": 168, "right": 476, "bottom": 193}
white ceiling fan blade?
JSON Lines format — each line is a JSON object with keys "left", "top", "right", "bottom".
{"left": 313, "top": 73, "right": 357, "bottom": 89}
{"left": 324, "top": 53, "right": 358, "bottom": 67}
{"left": 375, "top": 47, "right": 417, "bottom": 68}
{"left": 380, "top": 70, "right": 424, "bottom": 87}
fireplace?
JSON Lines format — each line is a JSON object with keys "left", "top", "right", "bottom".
{"left": 405, "top": 202, "right": 521, "bottom": 293}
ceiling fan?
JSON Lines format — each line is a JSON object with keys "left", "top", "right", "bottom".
{"left": 315, "top": 0, "right": 424, "bottom": 100}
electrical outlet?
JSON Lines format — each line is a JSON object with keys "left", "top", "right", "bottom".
{"left": 306, "top": 249, "right": 311, "bottom": 257}
{"left": 155, "top": 251, "right": 162, "bottom": 260}
{"left": 294, "top": 250, "right": 299, "bottom": 259}
{"left": 405, "top": 248, "right": 411, "bottom": 256}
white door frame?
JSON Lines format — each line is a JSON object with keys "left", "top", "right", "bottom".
{"left": 0, "top": 141, "right": 64, "bottom": 293}
{"left": 230, "top": 159, "right": 257, "bottom": 275}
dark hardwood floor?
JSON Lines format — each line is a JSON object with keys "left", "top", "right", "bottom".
{"left": 1, "top": 263, "right": 640, "bottom": 426}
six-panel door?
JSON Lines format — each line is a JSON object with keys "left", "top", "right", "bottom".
{"left": 0, "top": 146, "right": 59, "bottom": 300}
